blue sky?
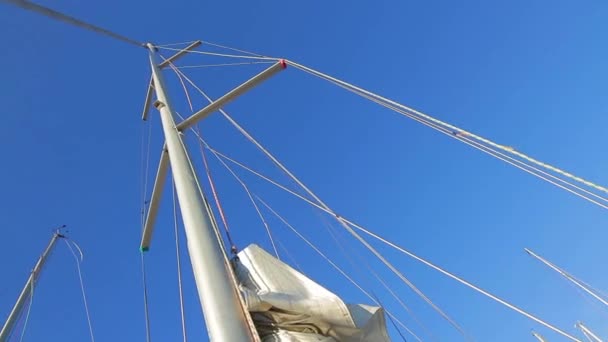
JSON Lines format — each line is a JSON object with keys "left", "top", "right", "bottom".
{"left": 1, "top": 0, "right": 608, "bottom": 341}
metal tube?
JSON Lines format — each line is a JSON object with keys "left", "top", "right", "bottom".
{"left": 140, "top": 147, "right": 169, "bottom": 251}
{"left": 0, "top": 231, "right": 63, "bottom": 341}
{"left": 147, "top": 43, "right": 255, "bottom": 341}
{"left": 525, "top": 248, "right": 608, "bottom": 308}
{"left": 176, "top": 60, "right": 286, "bottom": 131}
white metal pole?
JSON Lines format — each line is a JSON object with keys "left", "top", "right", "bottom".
{"left": 0, "top": 231, "right": 64, "bottom": 341}
{"left": 525, "top": 248, "right": 608, "bottom": 308}
{"left": 146, "top": 43, "right": 256, "bottom": 341}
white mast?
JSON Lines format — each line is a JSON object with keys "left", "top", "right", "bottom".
{"left": 146, "top": 43, "right": 256, "bottom": 341}
{"left": 575, "top": 322, "right": 603, "bottom": 342}
{"left": 525, "top": 248, "right": 608, "bottom": 308}
{"left": 0, "top": 230, "right": 64, "bottom": 341}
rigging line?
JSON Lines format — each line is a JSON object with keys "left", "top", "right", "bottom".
{"left": 286, "top": 59, "right": 608, "bottom": 196}
{"left": 335, "top": 83, "right": 608, "bottom": 209}
{"left": 139, "top": 254, "right": 152, "bottom": 342}
{"left": 323, "top": 218, "right": 430, "bottom": 342}
{"left": 64, "top": 239, "right": 95, "bottom": 342}
{"left": 156, "top": 40, "right": 198, "bottom": 48}
{"left": 199, "top": 40, "right": 268, "bottom": 58}
{"left": 2, "top": 0, "right": 144, "bottom": 47}
{"left": 199, "top": 146, "right": 582, "bottom": 342}
{"left": 157, "top": 46, "right": 279, "bottom": 61}
{"left": 198, "top": 130, "right": 239, "bottom": 254}
{"left": 371, "top": 292, "right": 408, "bottom": 342}
{"left": 172, "top": 178, "right": 188, "bottom": 342}
{"left": 202, "top": 137, "right": 281, "bottom": 259}
{"left": 18, "top": 281, "right": 34, "bottom": 342}
{"left": 176, "top": 62, "right": 275, "bottom": 69}
{"left": 255, "top": 196, "right": 421, "bottom": 342}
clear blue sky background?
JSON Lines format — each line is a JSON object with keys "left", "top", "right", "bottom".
{"left": 1, "top": 0, "right": 607, "bottom": 341}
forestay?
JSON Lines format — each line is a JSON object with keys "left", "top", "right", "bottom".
{"left": 235, "top": 244, "right": 390, "bottom": 342}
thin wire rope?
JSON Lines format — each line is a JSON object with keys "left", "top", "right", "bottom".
{"left": 286, "top": 59, "right": 608, "bottom": 196}
{"left": 203, "top": 141, "right": 281, "bottom": 259}
{"left": 255, "top": 196, "right": 420, "bottom": 341}
{"left": 372, "top": 293, "right": 408, "bottom": 342}
{"left": 3, "top": 0, "right": 143, "bottom": 47}
{"left": 294, "top": 63, "right": 608, "bottom": 210}
{"left": 322, "top": 218, "right": 429, "bottom": 342}
{"left": 18, "top": 281, "right": 34, "bottom": 342}
{"left": 200, "top": 144, "right": 582, "bottom": 342}
{"left": 64, "top": 239, "right": 95, "bottom": 342}
{"left": 156, "top": 40, "right": 198, "bottom": 48}
{"left": 172, "top": 178, "right": 188, "bottom": 342}
{"left": 177, "top": 62, "right": 275, "bottom": 69}
{"left": 199, "top": 40, "right": 268, "bottom": 57}
{"left": 139, "top": 254, "right": 152, "bottom": 342}
{"left": 157, "top": 46, "right": 278, "bottom": 61}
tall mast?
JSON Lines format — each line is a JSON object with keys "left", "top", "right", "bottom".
{"left": 525, "top": 248, "right": 608, "bottom": 308}
{"left": 575, "top": 322, "right": 603, "bottom": 342}
{"left": 0, "top": 230, "right": 64, "bottom": 341}
{"left": 146, "top": 43, "right": 255, "bottom": 341}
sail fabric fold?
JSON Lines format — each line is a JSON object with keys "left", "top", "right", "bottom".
{"left": 235, "top": 244, "right": 391, "bottom": 342}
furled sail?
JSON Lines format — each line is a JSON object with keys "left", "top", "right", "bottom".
{"left": 235, "top": 244, "right": 391, "bottom": 342}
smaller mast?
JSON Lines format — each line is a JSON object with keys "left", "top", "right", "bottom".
{"left": 0, "top": 228, "right": 65, "bottom": 341}
{"left": 525, "top": 248, "right": 608, "bottom": 308}
{"left": 575, "top": 322, "right": 603, "bottom": 342}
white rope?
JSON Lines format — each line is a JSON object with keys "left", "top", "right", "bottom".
{"left": 287, "top": 59, "right": 608, "bottom": 196}
{"left": 64, "top": 239, "right": 95, "bottom": 342}
{"left": 255, "top": 196, "right": 420, "bottom": 341}
{"left": 157, "top": 47, "right": 278, "bottom": 61}
{"left": 201, "top": 145, "right": 582, "bottom": 342}
{"left": 289, "top": 61, "right": 608, "bottom": 210}
{"left": 18, "top": 281, "right": 34, "bottom": 342}
{"left": 323, "top": 219, "right": 430, "bottom": 342}
{"left": 156, "top": 40, "right": 198, "bottom": 48}
{"left": 206, "top": 145, "right": 281, "bottom": 259}
{"left": 172, "top": 180, "right": 188, "bottom": 342}
{"left": 199, "top": 40, "right": 268, "bottom": 57}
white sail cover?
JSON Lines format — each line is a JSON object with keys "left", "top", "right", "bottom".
{"left": 235, "top": 244, "right": 391, "bottom": 342}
